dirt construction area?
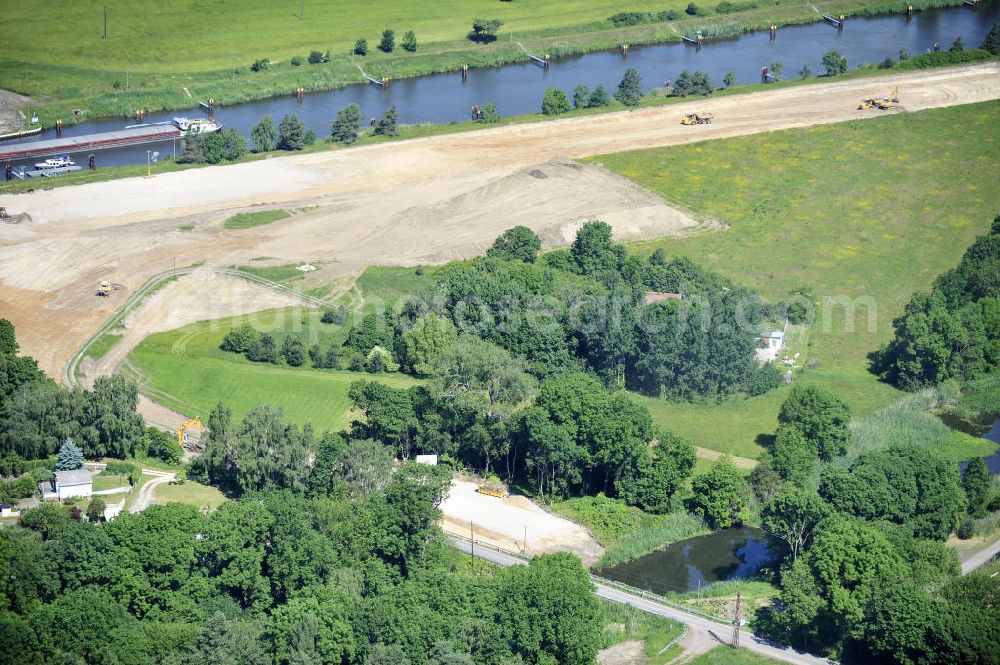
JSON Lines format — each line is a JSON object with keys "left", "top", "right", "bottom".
{"left": 2, "top": 63, "right": 999, "bottom": 379}
{"left": 440, "top": 480, "right": 605, "bottom": 565}
{"left": 78, "top": 269, "right": 313, "bottom": 389}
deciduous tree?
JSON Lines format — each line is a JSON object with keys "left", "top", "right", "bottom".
{"left": 402, "top": 30, "right": 418, "bottom": 52}
{"left": 541, "top": 87, "right": 571, "bottom": 115}
{"left": 962, "top": 456, "right": 991, "bottom": 518}
{"left": 496, "top": 553, "right": 602, "bottom": 665}
{"left": 777, "top": 385, "right": 851, "bottom": 460}
{"left": 761, "top": 490, "right": 830, "bottom": 561}
{"left": 487, "top": 226, "right": 542, "bottom": 263}
{"left": 689, "top": 461, "right": 749, "bottom": 528}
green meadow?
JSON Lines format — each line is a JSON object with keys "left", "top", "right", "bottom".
{"left": 598, "top": 100, "right": 1000, "bottom": 458}
{"left": 127, "top": 307, "right": 421, "bottom": 431}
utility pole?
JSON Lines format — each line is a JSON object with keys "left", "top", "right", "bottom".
{"left": 731, "top": 594, "right": 743, "bottom": 649}
{"left": 470, "top": 521, "right": 475, "bottom": 569}
{"left": 300, "top": 0, "right": 304, "bottom": 20}
{"left": 103, "top": 7, "right": 107, "bottom": 40}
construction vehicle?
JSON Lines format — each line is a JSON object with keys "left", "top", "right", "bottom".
{"left": 0, "top": 206, "right": 8, "bottom": 220}
{"left": 476, "top": 483, "right": 509, "bottom": 499}
{"left": 177, "top": 416, "right": 203, "bottom": 447}
{"left": 681, "top": 113, "right": 713, "bottom": 125}
{"left": 96, "top": 280, "right": 123, "bottom": 297}
{"left": 858, "top": 86, "right": 900, "bottom": 110}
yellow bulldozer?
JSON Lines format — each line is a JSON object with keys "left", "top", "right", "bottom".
{"left": 681, "top": 113, "right": 714, "bottom": 125}
{"left": 476, "top": 483, "right": 509, "bottom": 499}
{"left": 96, "top": 280, "right": 124, "bottom": 297}
{"left": 859, "top": 86, "right": 900, "bottom": 110}
{"left": 0, "top": 207, "right": 9, "bottom": 220}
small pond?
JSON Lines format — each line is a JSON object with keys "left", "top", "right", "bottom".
{"left": 596, "top": 526, "right": 784, "bottom": 595}
{"left": 947, "top": 413, "right": 1000, "bottom": 473}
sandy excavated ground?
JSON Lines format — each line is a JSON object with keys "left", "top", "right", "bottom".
{"left": 73, "top": 269, "right": 315, "bottom": 432}
{"left": 597, "top": 641, "right": 645, "bottom": 665}
{"left": 2, "top": 63, "right": 999, "bottom": 381}
{"left": 440, "top": 480, "right": 605, "bottom": 565}
{"left": 79, "top": 269, "right": 313, "bottom": 388}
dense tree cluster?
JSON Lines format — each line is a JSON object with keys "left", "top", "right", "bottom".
{"left": 874, "top": 217, "right": 1000, "bottom": 389}
{"left": 220, "top": 224, "right": 778, "bottom": 403}
{"left": 1, "top": 368, "right": 144, "bottom": 463}
{"left": 750, "top": 385, "right": 851, "bottom": 490}
{"left": 746, "top": 372, "right": 998, "bottom": 662}
{"left": 342, "top": 365, "right": 696, "bottom": 512}
{"left": 757, "top": 511, "right": 1000, "bottom": 664}
{"left": 0, "top": 460, "right": 602, "bottom": 665}
{"left": 819, "top": 446, "right": 964, "bottom": 541}
{"left": 179, "top": 129, "right": 247, "bottom": 164}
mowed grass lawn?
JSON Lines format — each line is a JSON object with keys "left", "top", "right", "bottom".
{"left": 155, "top": 480, "right": 227, "bottom": 511}
{"left": 0, "top": 0, "right": 692, "bottom": 76}
{"left": 595, "top": 101, "right": 1000, "bottom": 458}
{"left": 128, "top": 307, "right": 422, "bottom": 431}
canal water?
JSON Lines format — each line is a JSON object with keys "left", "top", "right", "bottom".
{"left": 596, "top": 526, "right": 784, "bottom": 594}
{"left": 3, "top": 3, "right": 998, "bottom": 171}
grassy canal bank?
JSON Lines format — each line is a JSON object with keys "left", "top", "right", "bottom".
{"left": 2, "top": 52, "right": 994, "bottom": 197}
{"left": 0, "top": 0, "right": 971, "bottom": 126}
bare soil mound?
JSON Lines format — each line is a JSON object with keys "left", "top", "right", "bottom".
{"left": 440, "top": 480, "right": 605, "bottom": 565}
{"left": 79, "top": 269, "right": 314, "bottom": 387}
{"left": 379, "top": 158, "right": 702, "bottom": 264}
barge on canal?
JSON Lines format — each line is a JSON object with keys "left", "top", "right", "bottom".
{"left": 0, "top": 117, "right": 221, "bottom": 163}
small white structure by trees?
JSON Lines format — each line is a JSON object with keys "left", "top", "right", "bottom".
{"left": 54, "top": 469, "right": 93, "bottom": 500}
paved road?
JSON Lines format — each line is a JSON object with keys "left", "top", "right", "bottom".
{"left": 451, "top": 539, "right": 832, "bottom": 665}
{"left": 961, "top": 535, "right": 1000, "bottom": 574}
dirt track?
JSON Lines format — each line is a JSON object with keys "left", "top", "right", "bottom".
{"left": 2, "top": 63, "right": 999, "bottom": 378}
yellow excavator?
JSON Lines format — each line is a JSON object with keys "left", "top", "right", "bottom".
{"left": 681, "top": 112, "right": 714, "bottom": 125}
{"left": 177, "top": 416, "right": 203, "bottom": 447}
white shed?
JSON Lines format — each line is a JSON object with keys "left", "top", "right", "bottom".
{"left": 761, "top": 331, "right": 785, "bottom": 351}
{"left": 54, "top": 469, "right": 93, "bottom": 500}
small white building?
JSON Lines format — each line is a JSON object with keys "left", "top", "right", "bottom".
{"left": 54, "top": 469, "right": 92, "bottom": 500}
{"left": 761, "top": 331, "right": 785, "bottom": 351}
{"left": 415, "top": 454, "right": 438, "bottom": 466}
